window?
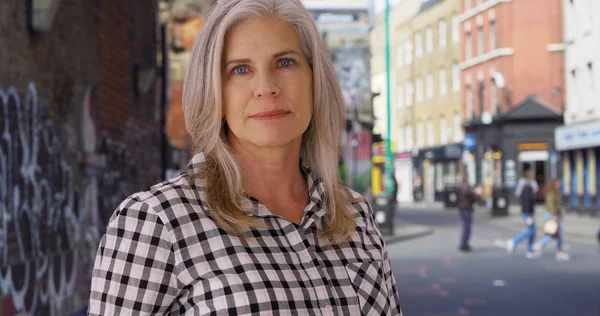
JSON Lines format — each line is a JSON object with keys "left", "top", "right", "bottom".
{"left": 416, "top": 77, "right": 424, "bottom": 103}
{"left": 417, "top": 122, "right": 424, "bottom": 147}
{"left": 426, "top": 73, "right": 434, "bottom": 100}
{"left": 452, "top": 63, "right": 460, "bottom": 92}
{"left": 570, "top": 68, "right": 579, "bottom": 116}
{"left": 425, "top": 27, "right": 433, "bottom": 54}
{"left": 439, "top": 68, "right": 447, "bottom": 96}
{"left": 436, "top": 163, "right": 444, "bottom": 191}
{"left": 477, "top": 27, "right": 484, "bottom": 55}
{"left": 490, "top": 21, "right": 497, "bottom": 51}
{"left": 465, "top": 32, "right": 472, "bottom": 59}
{"left": 452, "top": 14, "right": 460, "bottom": 44}
{"left": 465, "top": 0, "right": 472, "bottom": 10}
{"left": 397, "top": 86, "right": 404, "bottom": 108}
{"left": 415, "top": 32, "right": 423, "bottom": 58}
{"left": 466, "top": 84, "right": 474, "bottom": 118}
{"left": 439, "top": 20, "right": 447, "bottom": 49}
{"left": 427, "top": 119, "right": 434, "bottom": 146}
{"left": 405, "top": 81, "right": 414, "bottom": 106}
{"left": 396, "top": 45, "right": 404, "bottom": 68}
{"left": 440, "top": 116, "right": 448, "bottom": 144}
{"left": 397, "top": 128, "right": 405, "bottom": 152}
{"left": 588, "top": 62, "right": 594, "bottom": 112}
{"left": 491, "top": 79, "right": 498, "bottom": 113}
{"left": 404, "top": 41, "right": 413, "bottom": 65}
{"left": 405, "top": 125, "right": 413, "bottom": 150}
{"left": 453, "top": 112, "right": 463, "bottom": 142}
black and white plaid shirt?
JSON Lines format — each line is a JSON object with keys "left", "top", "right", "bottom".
{"left": 89, "top": 153, "right": 402, "bottom": 315}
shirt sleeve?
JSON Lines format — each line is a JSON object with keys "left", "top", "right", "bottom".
{"left": 365, "top": 202, "right": 403, "bottom": 315}
{"left": 514, "top": 178, "right": 524, "bottom": 198}
{"left": 88, "top": 196, "right": 179, "bottom": 315}
{"left": 531, "top": 180, "right": 539, "bottom": 194}
{"left": 382, "top": 239, "right": 403, "bottom": 315}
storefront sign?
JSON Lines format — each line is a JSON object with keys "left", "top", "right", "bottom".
{"left": 464, "top": 134, "right": 476, "bottom": 151}
{"left": 517, "top": 142, "right": 548, "bottom": 151}
{"left": 518, "top": 150, "right": 549, "bottom": 162}
{"left": 555, "top": 120, "right": 600, "bottom": 151}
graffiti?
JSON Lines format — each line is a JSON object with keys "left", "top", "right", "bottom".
{"left": 0, "top": 82, "right": 153, "bottom": 315}
{"left": 332, "top": 42, "right": 371, "bottom": 110}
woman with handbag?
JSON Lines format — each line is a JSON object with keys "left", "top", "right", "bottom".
{"left": 533, "top": 179, "right": 570, "bottom": 261}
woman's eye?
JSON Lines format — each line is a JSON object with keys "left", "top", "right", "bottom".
{"left": 279, "top": 58, "right": 293, "bottom": 67}
{"left": 233, "top": 65, "right": 248, "bottom": 75}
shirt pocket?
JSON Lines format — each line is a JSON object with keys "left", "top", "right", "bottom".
{"left": 344, "top": 260, "right": 390, "bottom": 315}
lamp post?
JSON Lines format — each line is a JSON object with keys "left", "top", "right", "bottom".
{"left": 383, "top": 0, "right": 396, "bottom": 197}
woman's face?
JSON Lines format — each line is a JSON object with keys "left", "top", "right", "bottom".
{"left": 222, "top": 16, "right": 313, "bottom": 149}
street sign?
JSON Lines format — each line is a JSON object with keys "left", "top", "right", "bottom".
{"left": 464, "top": 134, "right": 476, "bottom": 151}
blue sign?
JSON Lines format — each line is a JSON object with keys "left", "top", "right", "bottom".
{"left": 464, "top": 134, "right": 476, "bottom": 151}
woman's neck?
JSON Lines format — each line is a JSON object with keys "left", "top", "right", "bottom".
{"left": 230, "top": 138, "right": 306, "bottom": 204}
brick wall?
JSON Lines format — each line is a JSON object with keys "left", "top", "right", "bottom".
{"left": 460, "top": 0, "right": 564, "bottom": 118}
{"left": 0, "top": 0, "right": 161, "bottom": 314}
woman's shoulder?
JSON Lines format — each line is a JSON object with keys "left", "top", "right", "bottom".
{"left": 342, "top": 186, "right": 375, "bottom": 218}
{"left": 108, "top": 167, "right": 212, "bottom": 231}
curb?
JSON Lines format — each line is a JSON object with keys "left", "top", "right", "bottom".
{"left": 383, "top": 227, "right": 435, "bottom": 245}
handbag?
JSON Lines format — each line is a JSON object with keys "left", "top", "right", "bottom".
{"left": 543, "top": 219, "right": 559, "bottom": 237}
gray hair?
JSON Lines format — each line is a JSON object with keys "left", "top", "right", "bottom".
{"left": 182, "top": 0, "right": 355, "bottom": 241}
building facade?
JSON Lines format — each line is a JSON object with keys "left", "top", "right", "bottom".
{"left": 390, "top": 0, "right": 421, "bottom": 203}
{"left": 304, "top": 0, "right": 374, "bottom": 194}
{"left": 404, "top": 0, "right": 464, "bottom": 203}
{"left": 459, "top": 0, "right": 564, "bottom": 202}
{"left": 554, "top": 0, "right": 600, "bottom": 214}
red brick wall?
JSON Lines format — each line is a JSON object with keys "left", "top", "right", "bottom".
{"left": 460, "top": 0, "right": 564, "bottom": 118}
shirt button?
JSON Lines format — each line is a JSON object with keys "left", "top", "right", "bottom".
{"left": 303, "top": 255, "right": 311, "bottom": 262}
{"left": 325, "top": 304, "right": 333, "bottom": 312}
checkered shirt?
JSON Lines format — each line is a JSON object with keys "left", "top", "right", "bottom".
{"left": 89, "top": 153, "right": 402, "bottom": 315}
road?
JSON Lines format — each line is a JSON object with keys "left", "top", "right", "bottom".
{"left": 388, "top": 207, "right": 600, "bottom": 316}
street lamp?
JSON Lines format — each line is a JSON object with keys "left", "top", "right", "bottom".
{"left": 383, "top": 0, "right": 395, "bottom": 197}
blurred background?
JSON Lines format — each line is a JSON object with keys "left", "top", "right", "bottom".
{"left": 0, "top": 0, "right": 599, "bottom": 315}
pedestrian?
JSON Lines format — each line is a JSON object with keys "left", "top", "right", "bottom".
{"left": 88, "top": 1, "right": 402, "bottom": 315}
{"left": 506, "top": 165, "right": 539, "bottom": 258}
{"left": 532, "top": 179, "right": 570, "bottom": 261}
{"left": 456, "top": 173, "right": 482, "bottom": 253}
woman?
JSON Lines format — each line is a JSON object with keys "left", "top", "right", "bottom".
{"left": 533, "top": 179, "right": 570, "bottom": 261}
{"left": 88, "top": 0, "right": 402, "bottom": 315}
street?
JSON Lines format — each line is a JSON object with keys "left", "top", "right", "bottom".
{"left": 389, "top": 207, "right": 600, "bottom": 316}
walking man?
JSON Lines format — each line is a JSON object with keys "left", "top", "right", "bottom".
{"left": 506, "top": 165, "right": 539, "bottom": 258}
{"left": 456, "top": 173, "right": 482, "bottom": 252}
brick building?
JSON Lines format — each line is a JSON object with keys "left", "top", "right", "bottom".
{"left": 459, "top": 0, "right": 564, "bottom": 202}
{"left": 0, "top": 0, "right": 164, "bottom": 314}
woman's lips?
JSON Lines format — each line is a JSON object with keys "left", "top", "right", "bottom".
{"left": 249, "top": 110, "right": 290, "bottom": 120}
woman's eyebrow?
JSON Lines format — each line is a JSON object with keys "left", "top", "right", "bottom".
{"left": 225, "top": 50, "right": 302, "bottom": 67}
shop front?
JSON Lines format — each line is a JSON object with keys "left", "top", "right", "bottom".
{"left": 555, "top": 119, "right": 600, "bottom": 215}
{"left": 411, "top": 143, "right": 463, "bottom": 202}
{"left": 394, "top": 152, "right": 414, "bottom": 203}
{"left": 463, "top": 96, "right": 563, "bottom": 203}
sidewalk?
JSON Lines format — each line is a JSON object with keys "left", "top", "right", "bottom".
{"left": 399, "top": 201, "right": 600, "bottom": 241}
{"left": 483, "top": 205, "right": 600, "bottom": 241}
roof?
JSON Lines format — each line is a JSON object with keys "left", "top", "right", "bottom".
{"left": 418, "top": 0, "right": 445, "bottom": 13}
{"left": 499, "top": 95, "right": 563, "bottom": 122}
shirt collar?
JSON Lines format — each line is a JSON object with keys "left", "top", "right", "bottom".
{"left": 185, "top": 152, "right": 326, "bottom": 223}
